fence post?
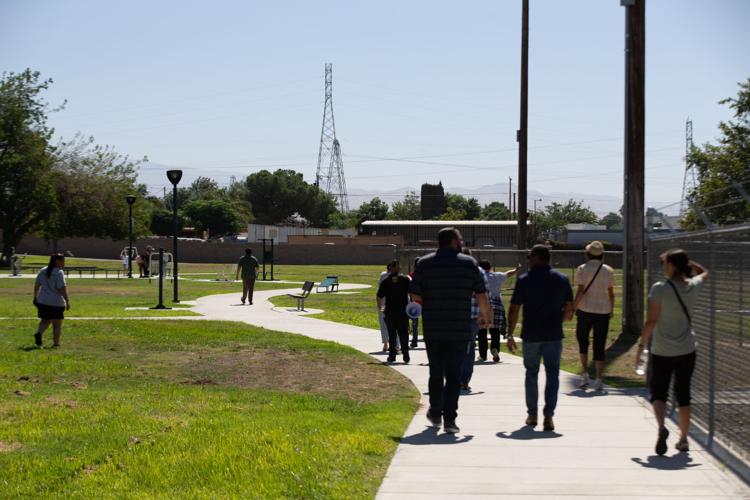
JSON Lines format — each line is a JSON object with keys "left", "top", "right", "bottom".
{"left": 707, "top": 233, "right": 717, "bottom": 449}
{"left": 740, "top": 250, "right": 745, "bottom": 347}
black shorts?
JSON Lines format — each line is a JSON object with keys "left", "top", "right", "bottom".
{"left": 575, "top": 310, "right": 610, "bottom": 361}
{"left": 650, "top": 351, "right": 696, "bottom": 407}
{"left": 35, "top": 302, "right": 65, "bottom": 320}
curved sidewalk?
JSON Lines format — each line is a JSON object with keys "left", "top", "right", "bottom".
{"left": 193, "top": 287, "right": 749, "bottom": 499}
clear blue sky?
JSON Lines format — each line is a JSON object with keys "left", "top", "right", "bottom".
{"left": 2, "top": 0, "right": 748, "bottom": 213}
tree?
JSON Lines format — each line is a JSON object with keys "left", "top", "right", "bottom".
{"left": 40, "top": 135, "right": 149, "bottom": 242}
{"left": 354, "top": 197, "right": 389, "bottom": 225}
{"left": 389, "top": 191, "right": 421, "bottom": 220}
{"left": 684, "top": 78, "right": 750, "bottom": 228}
{"left": 420, "top": 182, "right": 447, "bottom": 219}
{"left": 183, "top": 199, "right": 242, "bottom": 237}
{"left": 244, "top": 169, "right": 336, "bottom": 226}
{"left": 599, "top": 212, "right": 623, "bottom": 230}
{"left": 150, "top": 207, "right": 184, "bottom": 236}
{"left": 0, "top": 70, "right": 59, "bottom": 264}
{"left": 444, "top": 193, "right": 481, "bottom": 220}
{"left": 534, "top": 199, "right": 599, "bottom": 235}
{"left": 481, "top": 201, "right": 511, "bottom": 220}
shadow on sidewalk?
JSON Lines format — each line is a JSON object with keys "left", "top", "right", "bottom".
{"left": 565, "top": 388, "right": 609, "bottom": 398}
{"left": 496, "top": 427, "right": 562, "bottom": 440}
{"left": 631, "top": 454, "right": 701, "bottom": 470}
{"left": 394, "top": 426, "right": 474, "bottom": 445}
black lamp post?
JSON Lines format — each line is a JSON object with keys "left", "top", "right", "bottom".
{"left": 166, "top": 170, "right": 183, "bottom": 303}
{"left": 125, "top": 195, "right": 136, "bottom": 278}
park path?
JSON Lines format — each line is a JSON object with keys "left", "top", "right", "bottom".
{"left": 192, "top": 286, "right": 750, "bottom": 499}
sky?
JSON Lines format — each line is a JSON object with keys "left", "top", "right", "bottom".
{"left": 2, "top": 0, "right": 749, "bottom": 215}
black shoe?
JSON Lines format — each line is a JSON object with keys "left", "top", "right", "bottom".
{"left": 443, "top": 421, "right": 460, "bottom": 434}
{"left": 33, "top": 332, "right": 42, "bottom": 347}
{"left": 410, "top": 342, "right": 418, "bottom": 348}
{"left": 403, "top": 355, "right": 410, "bottom": 364}
{"left": 426, "top": 408, "right": 442, "bottom": 427}
{"left": 386, "top": 356, "right": 396, "bottom": 363}
{"left": 656, "top": 426, "right": 669, "bottom": 456}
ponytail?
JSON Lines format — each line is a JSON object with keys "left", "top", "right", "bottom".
{"left": 46, "top": 254, "right": 64, "bottom": 278}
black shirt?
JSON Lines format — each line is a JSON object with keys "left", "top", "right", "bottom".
{"left": 408, "top": 249, "right": 487, "bottom": 341}
{"left": 510, "top": 265, "right": 573, "bottom": 342}
{"left": 377, "top": 273, "right": 411, "bottom": 318}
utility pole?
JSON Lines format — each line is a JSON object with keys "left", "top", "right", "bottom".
{"left": 622, "top": 0, "right": 646, "bottom": 338}
{"left": 508, "top": 176, "right": 512, "bottom": 218}
{"left": 516, "top": 0, "right": 530, "bottom": 249}
{"left": 680, "top": 118, "right": 695, "bottom": 216}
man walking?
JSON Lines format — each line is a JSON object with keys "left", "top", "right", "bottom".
{"left": 235, "top": 248, "right": 259, "bottom": 305}
{"left": 507, "top": 244, "right": 574, "bottom": 431}
{"left": 409, "top": 228, "right": 491, "bottom": 434}
{"left": 573, "top": 241, "right": 615, "bottom": 391}
{"left": 408, "top": 257, "right": 421, "bottom": 348}
{"left": 377, "top": 260, "right": 411, "bottom": 364}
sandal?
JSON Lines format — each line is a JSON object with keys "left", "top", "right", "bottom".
{"left": 655, "top": 426, "right": 669, "bottom": 456}
{"left": 675, "top": 438, "right": 689, "bottom": 452}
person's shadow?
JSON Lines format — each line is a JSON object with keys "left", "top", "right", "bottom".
{"left": 631, "top": 453, "right": 700, "bottom": 470}
{"left": 565, "top": 388, "right": 608, "bottom": 398}
{"left": 497, "top": 426, "right": 563, "bottom": 440}
{"left": 394, "top": 426, "right": 474, "bottom": 445}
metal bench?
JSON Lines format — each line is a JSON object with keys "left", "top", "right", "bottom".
{"left": 316, "top": 276, "right": 339, "bottom": 293}
{"left": 287, "top": 281, "right": 314, "bottom": 311}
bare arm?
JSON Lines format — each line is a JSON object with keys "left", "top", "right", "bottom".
{"left": 59, "top": 286, "right": 70, "bottom": 310}
{"left": 506, "top": 304, "right": 521, "bottom": 353}
{"left": 572, "top": 284, "right": 585, "bottom": 310}
{"left": 34, "top": 283, "right": 41, "bottom": 301}
{"left": 563, "top": 301, "right": 574, "bottom": 322}
{"left": 689, "top": 260, "right": 709, "bottom": 281}
{"left": 635, "top": 298, "right": 662, "bottom": 365}
{"left": 235, "top": 264, "right": 241, "bottom": 280}
{"left": 505, "top": 264, "right": 522, "bottom": 279}
{"left": 608, "top": 286, "right": 615, "bottom": 316}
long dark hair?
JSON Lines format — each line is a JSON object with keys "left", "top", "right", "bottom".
{"left": 661, "top": 249, "right": 692, "bottom": 279}
{"left": 46, "top": 254, "right": 64, "bottom": 278}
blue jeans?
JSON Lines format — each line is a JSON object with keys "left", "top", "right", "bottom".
{"left": 410, "top": 317, "right": 419, "bottom": 344}
{"left": 522, "top": 340, "right": 562, "bottom": 417}
{"left": 460, "top": 321, "right": 479, "bottom": 386}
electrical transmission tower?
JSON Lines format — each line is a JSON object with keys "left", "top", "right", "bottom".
{"left": 315, "top": 63, "right": 349, "bottom": 212}
{"left": 680, "top": 117, "right": 696, "bottom": 216}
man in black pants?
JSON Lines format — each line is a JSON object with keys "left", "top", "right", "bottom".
{"left": 377, "top": 260, "right": 411, "bottom": 364}
{"left": 409, "top": 228, "right": 491, "bottom": 434}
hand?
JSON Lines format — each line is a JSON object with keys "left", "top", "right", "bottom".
{"left": 609, "top": 312, "right": 614, "bottom": 319}
{"left": 66, "top": 303, "right": 71, "bottom": 311}
{"left": 634, "top": 347, "right": 643, "bottom": 367}
{"left": 506, "top": 335, "right": 517, "bottom": 354}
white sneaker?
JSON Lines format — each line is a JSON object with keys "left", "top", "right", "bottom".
{"left": 594, "top": 379, "right": 604, "bottom": 391}
{"left": 579, "top": 373, "right": 589, "bottom": 389}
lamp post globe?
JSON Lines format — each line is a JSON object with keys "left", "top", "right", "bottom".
{"left": 125, "top": 195, "right": 136, "bottom": 278}
{"left": 166, "top": 170, "right": 183, "bottom": 302}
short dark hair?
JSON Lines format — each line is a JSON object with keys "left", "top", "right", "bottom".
{"left": 389, "top": 259, "right": 399, "bottom": 270}
{"left": 529, "top": 244, "right": 551, "bottom": 262}
{"left": 245, "top": 248, "right": 252, "bottom": 255}
{"left": 478, "top": 259, "right": 492, "bottom": 271}
{"left": 438, "top": 227, "right": 460, "bottom": 248}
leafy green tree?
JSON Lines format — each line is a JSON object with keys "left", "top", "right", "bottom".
{"left": 535, "top": 199, "right": 599, "bottom": 235}
{"left": 599, "top": 211, "right": 623, "bottom": 230}
{"left": 354, "top": 197, "right": 389, "bottom": 225}
{"left": 481, "top": 201, "right": 511, "bottom": 220}
{"left": 389, "top": 191, "right": 421, "bottom": 220}
{"left": 150, "top": 207, "right": 185, "bottom": 236}
{"left": 420, "top": 182, "right": 447, "bottom": 219}
{"left": 684, "top": 78, "right": 750, "bottom": 228}
{"left": 183, "top": 199, "right": 242, "bottom": 237}
{"left": 435, "top": 206, "right": 468, "bottom": 220}
{"left": 0, "top": 70, "right": 59, "bottom": 264}
{"left": 444, "top": 193, "right": 481, "bottom": 220}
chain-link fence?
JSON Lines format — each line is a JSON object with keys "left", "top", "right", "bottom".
{"left": 648, "top": 222, "right": 750, "bottom": 471}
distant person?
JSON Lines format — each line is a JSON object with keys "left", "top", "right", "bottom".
{"left": 377, "top": 262, "right": 399, "bottom": 353}
{"left": 573, "top": 241, "right": 615, "bottom": 391}
{"left": 408, "top": 257, "right": 422, "bottom": 348}
{"left": 235, "top": 248, "right": 260, "bottom": 305}
{"left": 507, "top": 244, "right": 574, "bottom": 432}
{"left": 32, "top": 254, "right": 70, "bottom": 348}
{"left": 138, "top": 247, "right": 153, "bottom": 278}
{"left": 377, "top": 260, "right": 411, "bottom": 364}
{"left": 637, "top": 249, "right": 708, "bottom": 455}
{"left": 409, "top": 228, "right": 490, "bottom": 434}
{"left": 459, "top": 247, "right": 489, "bottom": 392}
{"left": 477, "top": 260, "right": 521, "bottom": 363}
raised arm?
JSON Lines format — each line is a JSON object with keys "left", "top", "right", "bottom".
{"left": 689, "top": 260, "right": 709, "bottom": 281}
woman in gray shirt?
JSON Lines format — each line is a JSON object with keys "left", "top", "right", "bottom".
{"left": 636, "top": 249, "right": 708, "bottom": 455}
{"left": 33, "top": 254, "right": 70, "bottom": 348}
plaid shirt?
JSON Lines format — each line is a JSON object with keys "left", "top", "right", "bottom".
{"left": 574, "top": 260, "right": 615, "bottom": 314}
{"left": 471, "top": 268, "right": 490, "bottom": 319}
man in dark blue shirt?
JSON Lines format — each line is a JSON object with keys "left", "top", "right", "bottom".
{"left": 508, "top": 244, "right": 574, "bottom": 432}
{"left": 410, "top": 228, "right": 491, "bottom": 434}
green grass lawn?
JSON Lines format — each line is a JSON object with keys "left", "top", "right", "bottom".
{"left": 0, "top": 319, "right": 418, "bottom": 498}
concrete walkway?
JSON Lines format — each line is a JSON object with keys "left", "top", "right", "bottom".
{"left": 191, "top": 286, "right": 749, "bottom": 499}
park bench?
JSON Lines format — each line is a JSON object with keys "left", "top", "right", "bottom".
{"left": 316, "top": 276, "right": 339, "bottom": 293}
{"left": 287, "top": 281, "right": 314, "bottom": 311}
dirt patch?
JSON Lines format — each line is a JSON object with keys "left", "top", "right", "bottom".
{"left": 0, "top": 441, "right": 22, "bottom": 453}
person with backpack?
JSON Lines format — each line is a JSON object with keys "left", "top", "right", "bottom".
{"left": 573, "top": 241, "right": 615, "bottom": 391}
{"left": 32, "top": 254, "right": 70, "bottom": 348}
{"left": 636, "top": 249, "right": 708, "bottom": 455}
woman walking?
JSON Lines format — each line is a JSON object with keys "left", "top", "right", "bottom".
{"left": 636, "top": 249, "right": 708, "bottom": 455}
{"left": 33, "top": 254, "right": 70, "bottom": 348}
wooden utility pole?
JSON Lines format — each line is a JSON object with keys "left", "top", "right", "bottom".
{"left": 517, "top": 0, "right": 529, "bottom": 249}
{"left": 622, "top": 0, "right": 645, "bottom": 337}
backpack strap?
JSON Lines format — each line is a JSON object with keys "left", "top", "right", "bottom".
{"left": 666, "top": 280, "right": 691, "bottom": 324}
{"left": 582, "top": 262, "right": 604, "bottom": 296}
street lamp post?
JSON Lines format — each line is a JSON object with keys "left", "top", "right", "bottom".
{"left": 166, "top": 170, "right": 183, "bottom": 303}
{"left": 533, "top": 198, "right": 542, "bottom": 213}
{"left": 125, "top": 195, "right": 136, "bottom": 278}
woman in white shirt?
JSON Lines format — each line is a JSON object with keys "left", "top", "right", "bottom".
{"left": 33, "top": 254, "right": 70, "bottom": 348}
